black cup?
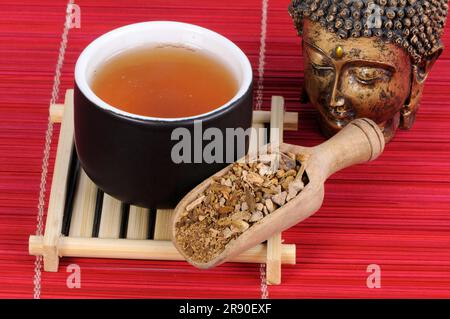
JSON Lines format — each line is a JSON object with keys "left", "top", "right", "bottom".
{"left": 74, "top": 21, "right": 253, "bottom": 208}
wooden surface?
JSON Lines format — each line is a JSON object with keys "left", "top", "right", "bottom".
{"left": 313, "top": 118, "right": 385, "bottom": 180}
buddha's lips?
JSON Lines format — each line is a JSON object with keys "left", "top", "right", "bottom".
{"left": 319, "top": 105, "right": 356, "bottom": 127}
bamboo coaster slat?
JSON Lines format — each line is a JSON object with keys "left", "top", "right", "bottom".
{"left": 50, "top": 103, "right": 65, "bottom": 123}
{"left": 153, "top": 209, "right": 175, "bottom": 240}
{"left": 257, "top": 123, "right": 269, "bottom": 154}
{"left": 248, "top": 124, "right": 264, "bottom": 154}
{"left": 253, "top": 110, "right": 298, "bottom": 131}
{"left": 248, "top": 123, "right": 264, "bottom": 156}
{"left": 29, "top": 236, "right": 296, "bottom": 264}
{"left": 43, "top": 90, "right": 75, "bottom": 271}
{"left": 29, "top": 89, "right": 298, "bottom": 285}
{"left": 126, "top": 206, "right": 150, "bottom": 240}
{"left": 48, "top": 108, "right": 298, "bottom": 132}
{"left": 266, "top": 96, "right": 286, "bottom": 285}
{"left": 98, "top": 194, "right": 123, "bottom": 239}
{"left": 69, "top": 170, "right": 98, "bottom": 237}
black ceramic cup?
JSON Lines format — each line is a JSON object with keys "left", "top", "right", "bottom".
{"left": 74, "top": 21, "right": 253, "bottom": 208}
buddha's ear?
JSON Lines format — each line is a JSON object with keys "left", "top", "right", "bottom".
{"left": 415, "top": 45, "right": 444, "bottom": 83}
{"left": 400, "top": 45, "right": 444, "bottom": 130}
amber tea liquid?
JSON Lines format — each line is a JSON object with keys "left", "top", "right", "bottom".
{"left": 91, "top": 45, "right": 239, "bottom": 118}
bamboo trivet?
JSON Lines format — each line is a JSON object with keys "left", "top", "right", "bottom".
{"left": 28, "top": 90, "right": 298, "bottom": 285}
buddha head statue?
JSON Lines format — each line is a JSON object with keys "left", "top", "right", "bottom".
{"left": 289, "top": 0, "right": 448, "bottom": 142}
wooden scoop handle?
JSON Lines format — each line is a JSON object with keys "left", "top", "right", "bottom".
{"left": 313, "top": 118, "right": 385, "bottom": 178}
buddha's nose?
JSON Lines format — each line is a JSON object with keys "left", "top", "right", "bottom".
{"left": 329, "top": 76, "right": 346, "bottom": 113}
{"left": 330, "top": 92, "right": 345, "bottom": 109}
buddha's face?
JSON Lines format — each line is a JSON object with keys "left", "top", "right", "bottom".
{"left": 302, "top": 20, "right": 413, "bottom": 142}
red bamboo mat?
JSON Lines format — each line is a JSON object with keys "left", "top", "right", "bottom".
{"left": 1, "top": 0, "right": 450, "bottom": 298}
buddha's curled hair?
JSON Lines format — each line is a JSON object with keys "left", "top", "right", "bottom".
{"left": 289, "top": 0, "right": 449, "bottom": 64}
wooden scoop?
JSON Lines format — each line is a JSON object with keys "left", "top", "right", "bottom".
{"left": 171, "top": 118, "right": 385, "bottom": 269}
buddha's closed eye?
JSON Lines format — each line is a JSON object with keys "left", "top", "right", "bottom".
{"left": 305, "top": 48, "right": 334, "bottom": 74}
{"left": 350, "top": 67, "right": 392, "bottom": 85}
{"left": 311, "top": 61, "right": 333, "bottom": 71}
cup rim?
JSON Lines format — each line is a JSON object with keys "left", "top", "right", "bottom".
{"left": 74, "top": 21, "right": 253, "bottom": 122}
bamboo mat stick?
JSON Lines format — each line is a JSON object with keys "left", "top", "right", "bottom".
{"left": 29, "top": 236, "right": 296, "bottom": 264}
{"left": 98, "top": 194, "right": 123, "bottom": 239}
{"left": 68, "top": 170, "right": 97, "bottom": 237}
{"left": 266, "top": 96, "right": 285, "bottom": 285}
{"left": 42, "top": 89, "right": 74, "bottom": 271}
{"left": 154, "top": 209, "right": 175, "bottom": 240}
{"left": 126, "top": 206, "right": 150, "bottom": 240}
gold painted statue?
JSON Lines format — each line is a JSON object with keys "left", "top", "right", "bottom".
{"left": 289, "top": 0, "right": 449, "bottom": 142}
